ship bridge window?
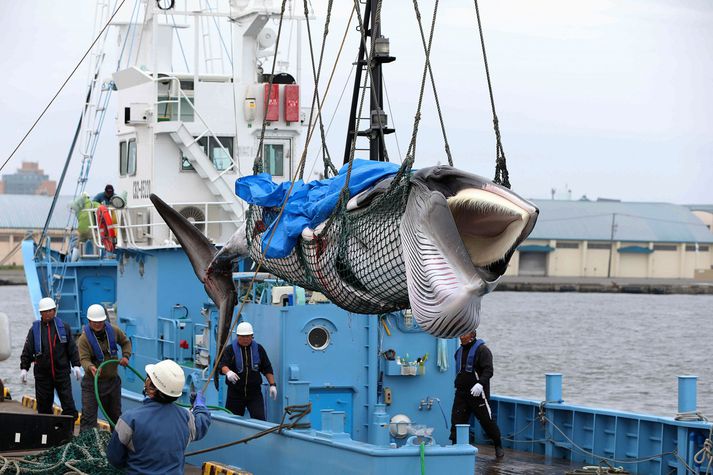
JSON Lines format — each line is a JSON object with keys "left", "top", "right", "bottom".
{"left": 119, "top": 139, "right": 137, "bottom": 176}
{"left": 263, "top": 139, "right": 290, "bottom": 177}
{"left": 197, "top": 136, "right": 234, "bottom": 172}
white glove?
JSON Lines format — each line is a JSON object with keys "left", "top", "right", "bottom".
{"left": 226, "top": 370, "right": 239, "bottom": 384}
{"left": 269, "top": 385, "right": 277, "bottom": 400}
{"left": 470, "top": 383, "right": 483, "bottom": 397}
{"left": 20, "top": 369, "right": 28, "bottom": 384}
{"left": 72, "top": 367, "right": 82, "bottom": 381}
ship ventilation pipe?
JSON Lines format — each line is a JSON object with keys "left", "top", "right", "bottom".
{"left": 370, "top": 404, "right": 391, "bottom": 446}
{"left": 545, "top": 373, "right": 563, "bottom": 403}
{"left": 677, "top": 375, "right": 697, "bottom": 414}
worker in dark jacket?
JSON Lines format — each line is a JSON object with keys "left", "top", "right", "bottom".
{"left": 106, "top": 359, "right": 211, "bottom": 475}
{"left": 450, "top": 330, "right": 504, "bottom": 458}
{"left": 19, "top": 297, "right": 82, "bottom": 419}
{"left": 93, "top": 184, "right": 115, "bottom": 205}
{"left": 219, "top": 321, "right": 276, "bottom": 420}
{"left": 77, "top": 304, "right": 132, "bottom": 433}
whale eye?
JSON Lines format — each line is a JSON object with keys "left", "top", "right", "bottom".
{"left": 307, "top": 326, "right": 330, "bottom": 350}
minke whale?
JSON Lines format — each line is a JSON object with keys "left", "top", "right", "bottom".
{"left": 150, "top": 165, "right": 538, "bottom": 354}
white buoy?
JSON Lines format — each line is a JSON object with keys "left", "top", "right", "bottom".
{"left": 0, "top": 312, "right": 10, "bottom": 361}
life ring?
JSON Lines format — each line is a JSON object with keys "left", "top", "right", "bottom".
{"left": 96, "top": 205, "right": 116, "bottom": 252}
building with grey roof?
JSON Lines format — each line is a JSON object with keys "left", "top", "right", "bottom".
{"left": 510, "top": 199, "right": 713, "bottom": 279}
{"left": 0, "top": 194, "right": 74, "bottom": 266}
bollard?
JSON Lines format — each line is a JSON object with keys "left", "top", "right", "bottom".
{"left": 370, "top": 404, "right": 391, "bottom": 447}
{"left": 321, "top": 409, "right": 333, "bottom": 432}
{"left": 455, "top": 424, "right": 469, "bottom": 445}
{"left": 330, "top": 411, "right": 346, "bottom": 433}
{"left": 677, "top": 375, "right": 697, "bottom": 414}
{"left": 545, "top": 373, "right": 563, "bottom": 403}
{"left": 286, "top": 380, "right": 310, "bottom": 407}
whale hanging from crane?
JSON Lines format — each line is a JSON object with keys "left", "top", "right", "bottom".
{"left": 150, "top": 163, "right": 538, "bottom": 379}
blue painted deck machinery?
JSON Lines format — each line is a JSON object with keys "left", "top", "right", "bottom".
{"left": 113, "top": 247, "right": 476, "bottom": 474}
{"left": 21, "top": 239, "right": 117, "bottom": 335}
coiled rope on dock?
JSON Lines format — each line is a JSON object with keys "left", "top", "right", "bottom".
{"left": 0, "top": 429, "right": 120, "bottom": 475}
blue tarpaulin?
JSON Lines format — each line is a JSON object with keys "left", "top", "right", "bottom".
{"left": 235, "top": 159, "right": 401, "bottom": 258}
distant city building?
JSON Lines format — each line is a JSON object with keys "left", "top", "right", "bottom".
{"left": 0, "top": 195, "right": 70, "bottom": 266}
{"left": 509, "top": 199, "right": 713, "bottom": 280}
{"left": 1, "top": 161, "right": 56, "bottom": 195}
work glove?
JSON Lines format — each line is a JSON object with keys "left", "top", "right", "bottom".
{"left": 20, "top": 369, "right": 28, "bottom": 384}
{"left": 193, "top": 390, "right": 206, "bottom": 408}
{"left": 269, "top": 385, "right": 278, "bottom": 400}
{"left": 470, "top": 383, "right": 483, "bottom": 397}
{"left": 226, "top": 370, "right": 239, "bottom": 384}
{"left": 118, "top": 357, "right": 129, "bottom": 367}
{"left": 72, "top": 367, "right": 82, "bottom": 381}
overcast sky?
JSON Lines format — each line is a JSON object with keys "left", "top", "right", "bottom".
{"left": 0, "top": 0, "right": 711, "bottom": 204}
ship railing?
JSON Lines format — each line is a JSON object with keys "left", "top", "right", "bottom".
{"left": 83, "top": 200, "right": 237, "bottom": 252}
{"left": 154, "top": 75, "right": 240, "bottom": 179}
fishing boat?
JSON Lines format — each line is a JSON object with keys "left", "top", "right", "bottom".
{"left": 12, "top": 1, "right": 712, "bottom": 474}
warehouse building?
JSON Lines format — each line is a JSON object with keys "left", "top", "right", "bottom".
{"left": 509, "top": 200, "right": 713, "bottom": 279}
{"left": 0, "top": 195, "right": 73, "bottom": 266}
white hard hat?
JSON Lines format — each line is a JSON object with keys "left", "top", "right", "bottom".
{"left": 145, "top": 360, "right": 185, "bottom": 398}
{"left": 87, "top": 304, "right": 107, "bottom": 322}
{"left": 38, "top": 297, "right": 57, "bottom": 312}
{"left": 389, "top": 414, "right": 412, "bottom": 439}
{"left": 236, "top": 321, "right": 254, "bottom": 336}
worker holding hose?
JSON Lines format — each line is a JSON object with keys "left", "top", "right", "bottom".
{"left": 77, "top": 303, "right": 132, "bottom": 433}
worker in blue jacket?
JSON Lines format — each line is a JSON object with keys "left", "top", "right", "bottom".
{"left": 218, "top": 321, "right": 277, "bottom": 421}
{"left": 106, "top": 359, "right": 211, "bottom": 475}
{"left": 19, "top": 297, "right": 82, "bottom": 419}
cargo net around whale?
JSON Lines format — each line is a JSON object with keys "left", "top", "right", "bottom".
{"left": 245, "top": 175, "right": 412, "bottom": 314}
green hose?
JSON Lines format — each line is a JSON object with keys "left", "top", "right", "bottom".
{"left": 420, "top": 442, "right": 426, "bottom": 475}
{"left": 94, "top": 359, "right": 231, "bottom": 428}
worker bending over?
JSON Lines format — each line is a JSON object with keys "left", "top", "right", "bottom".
{"left": 219, "top": 321, "right": 277, "bottom": 420}
{"left": 107, "top": 359, "right": 211, "bottom": 474}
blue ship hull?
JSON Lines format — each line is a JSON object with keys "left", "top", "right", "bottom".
{"left": 23, "top": 239, "right": 712, "bottom": 474}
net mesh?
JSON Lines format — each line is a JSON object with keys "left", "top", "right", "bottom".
{"left": 0, "top": 430, "right": 121, "bottom": 475}
{"left": 246, "top": 172, "right": 413, "bottom": 314}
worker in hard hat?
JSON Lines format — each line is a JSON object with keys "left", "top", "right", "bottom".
{"left": 106, "top": 359, "right": 211, "bottom": 474}
{"left": 450, "top": 330, "right": 504, "bottom": 458}
{"left": 218, "top": 321, "right": 277, "bottom": 421}
{"left": 77, "top": 304, "right": 132, "bottom": 433}
{"left": 19, "top": 297, "right": 82, "bottom": 420}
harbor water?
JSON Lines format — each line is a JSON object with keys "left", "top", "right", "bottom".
{"left": 1, "top": 285, "right": 711, "bottom": 418}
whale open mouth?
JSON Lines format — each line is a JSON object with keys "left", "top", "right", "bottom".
{"left": 448, "top": 187, "right": 535, "bottom": 272}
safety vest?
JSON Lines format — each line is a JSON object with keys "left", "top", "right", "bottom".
{"left": 32, "top": 318, "right": 67, "bottom": 356}
{"left": 232, "top": 339, "right": 260, "bottom": 373}
{"left": 84, "top": 323, "right": 118, "bottom": 363}
{"left": 455, "top": 339, "right": 485, "bottom": 374}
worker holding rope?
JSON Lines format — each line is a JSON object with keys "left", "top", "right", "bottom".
{"left": 77, "top": 303, "right": 132, "bottom": 433}
{"left": 107, "top": 359, "right": 211, "bottom": 474}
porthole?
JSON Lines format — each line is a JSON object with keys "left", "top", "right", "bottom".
{"left": 307, "top": 326, "right": 330, "bottom": 350}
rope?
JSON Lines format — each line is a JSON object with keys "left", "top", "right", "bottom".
{"left": 0, "top": 0, "right": 128, "bottom": 174}
{"left": 94, "top": 359, "right": 230, "bottom": 429}
{"left": 693, "top": 426, "right": 713, "bottom": 475}
{"left": 184, "top": 403, "right": 311, "bottom": 456}
{"left": 298, "top": 0, "right": 338, "bottom": 180}
{"left": 411, "top": 0, "right": 452, "bottom": 166}
{"left": 472, "top": 0, "right": 511, "bottom": 188}
{"left": 253, "top": 0, "right": 289, "bottom": 175}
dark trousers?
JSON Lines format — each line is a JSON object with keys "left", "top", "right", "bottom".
{"left": 80, "top": 375, "right": 122, "bottom": 433}
{"left": 450, "top": 389, "right": 502, "bottom": 447}
{"left": 226, "top": 391, "right": 266, "bottom": 421}
{"left": 35, "top": 373, "right": 77, "bottom": 420}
